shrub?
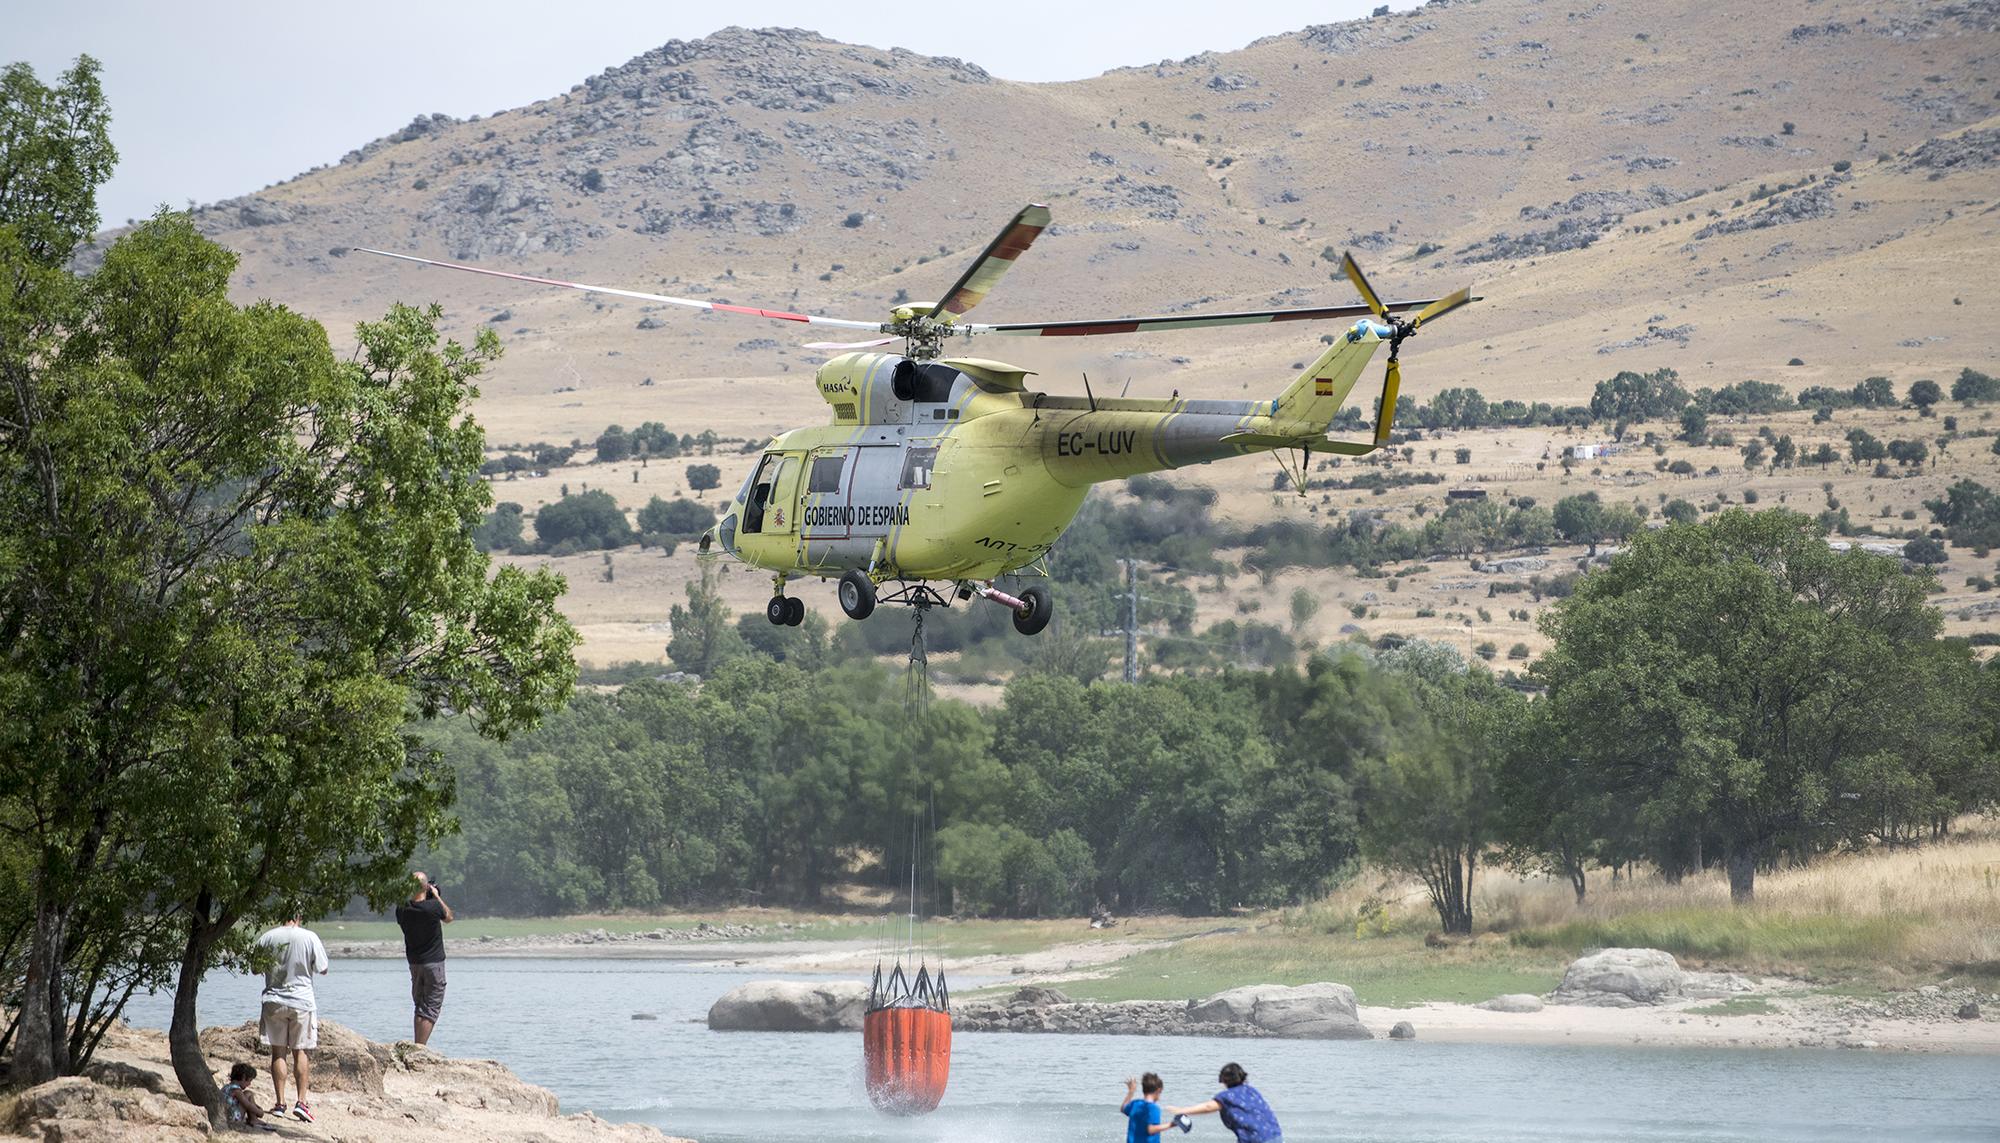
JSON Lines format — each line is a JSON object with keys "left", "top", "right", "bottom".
{"left": 686, "top": 463, "right": 723, "bottom": 492}
{"left": 1507, "top": 642, "right": 1531, "bottom": 660}
{"left": 535, "top": 490, "right": 635, "bottom": 552}
{"left": 843, "top": 211, "right": 866, "bottom": 228}
{"left": 1903, "top": 536, "right": 1947, "bottom": 565}
{"left": 637, "top": 496, "right": 715, "bottom": 537}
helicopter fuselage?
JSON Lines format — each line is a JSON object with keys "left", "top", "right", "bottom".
{"left": 719, "top": 335, "right": 1386, "bottom": 587}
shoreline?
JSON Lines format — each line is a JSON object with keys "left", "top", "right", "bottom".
{"left": 340, "top": 929, "right": 2000, "bottom": 1057}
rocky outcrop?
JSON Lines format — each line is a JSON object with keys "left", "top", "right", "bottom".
{"left": 707, "top": 980, "right": 868, "bottom": 1031}
{"left": 1552, "top": 948, "right": 1687, "bottom": 1007}
{"left": 0, "top": 1076, "right": 209, "bottom": 1142}
{"left": 954, "top": 983, "right": 1372, "bottom": 1040}
{"left": 201, "top": 1018, "right": 387, "bottom": 1095}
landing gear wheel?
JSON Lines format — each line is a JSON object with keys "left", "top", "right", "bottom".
{"left": 838, "top": 570, "right": 877, "bottom": 620}
{"left": 1012, "top": 585, "right": 1052, "bottom": 636}
{"left": 766, "top": 596, "right": 789, "bottom": 625}
{"left": 783, "top": 596, "right": 805, "bottom": 626}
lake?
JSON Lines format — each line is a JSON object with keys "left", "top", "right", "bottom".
{"left": 124, "top": 957, "right": 1997, "bottom": 1142}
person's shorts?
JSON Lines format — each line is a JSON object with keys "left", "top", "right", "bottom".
{"left": 410, "top": 961, "right": 448, "bottom": 1022}
{"left": 259, "top": 1001, "right": 318, "bottom": 1050}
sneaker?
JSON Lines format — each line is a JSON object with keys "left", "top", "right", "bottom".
{"left": 292, "top": 1101, "right": 315, "bottom": 1123}
{"left": 268, "top": 1104, "right": 287, "bottom": 1117}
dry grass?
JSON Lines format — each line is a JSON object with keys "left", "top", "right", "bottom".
{"left": 1275, "top": 821, "right": 2000, "bottom": 987}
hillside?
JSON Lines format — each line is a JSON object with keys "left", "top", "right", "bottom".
{"left": 128, "top": 0, "right": 2000, "bottom": 670}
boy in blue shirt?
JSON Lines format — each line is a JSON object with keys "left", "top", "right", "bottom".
{"left": 1121, "top": 1073, "right": 1193, "bottom": 1141}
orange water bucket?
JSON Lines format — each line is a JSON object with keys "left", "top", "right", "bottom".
{"left": 862, "top": 1005, "right": 952, "bottom": 1115}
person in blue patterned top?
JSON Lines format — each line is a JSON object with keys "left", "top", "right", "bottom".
{"left": 1177, "top": 1062, "right": 1282, "bottom": 1143}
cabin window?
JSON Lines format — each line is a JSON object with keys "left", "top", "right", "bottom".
{"left": 900, "top": 446, "right": 939, "bottom": 490}
{"left": 808, "top": 454, "right": 847, "bottom": 494}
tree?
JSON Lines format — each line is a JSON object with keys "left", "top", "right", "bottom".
{"left": 637, "top": 495, "right": 715, "bottom": 537}
{"left": 473, "top": 502, "right": 526, "bottom": 552}
{"left": 1590, "top": 368, "right": 1689, "bottom": 424}
{"left": 1678, "top": 405, "right": 1709, "bottom": 445}
{"left": 1904, "top": 536, "right": 1947, "bottom": 565}
{"left": 1852, "top": 375, "right": 1896, "bottom": 407}
{"left": 1662, "top": 499, "right": 1698, "bottom": 525}
{"left": 0, "top": 206, "right": 577, "bottom": 1116}
{"left": 534, "top": 489, "right": 634, "bottom": 551}
{"left": 666, "top": 568, "right": 745, "bottom": 676}
{"left": 1534, "top": 510, "right": 1970, "bottom": 901}
{"left": 1358, "top": 644, "right": 1523, "bottom": 933}
{"left": 632, "top": 421, "right": 678, "bottom": 456}
{"left": 1908, "top": 379, "right": 1943, "bottom": 411}
{"left": 1847, "top": 429, "right": 1886, "bottom": 464}
{"left": 686, "top": 462, "right": 723, "bottom": 492}
{"left": 594, "top": 423, "right": 632, "bottom": 462}
{"left": 1553, "top": 493, "right": 1607, "bottom": 555}
{"left": 1926, "top": 479, "right": 2000, "bottom": 550}
{"left": 1289, "top": 587, "right": 1320, "bottom": 632}
{"left": 1950, "top": 367, "right": 2000, "bottom": 404}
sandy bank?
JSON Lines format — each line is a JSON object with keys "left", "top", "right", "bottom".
{"left": 1, "top": 1018, "right": 690, "bottom": 1143}
{"left": 1355, "top": 993, "right": 2000, "bottom": 1054}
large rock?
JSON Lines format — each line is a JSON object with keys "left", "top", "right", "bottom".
{"left": 707, "top": 980, "right": 867, "bottom": 1032}
{"left": 0, "top": 1077, "right": 208, "bottom": 1142}
{"left": 1552, "top": 948, "right": 1686, "bottom": 1007}
{"left": 1477, "top": 993, "right": 1545, "bottom": 1013}
{"left": 199, "top": 1018, "right": 388, "bottom": 1095}
{"left": 1187, "top": 983, "right": 1372, "bottom": 1040}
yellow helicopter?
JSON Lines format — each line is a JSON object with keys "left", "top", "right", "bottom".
{"left": 361, "top": 204, "right": 1474, "bottom": 634}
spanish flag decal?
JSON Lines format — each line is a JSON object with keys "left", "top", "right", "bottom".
{"left": 1315, "top": 377, "right": 1335, "bottom": 396}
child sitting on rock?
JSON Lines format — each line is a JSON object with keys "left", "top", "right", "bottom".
{"left": 222, "top": 1063, "right": 278, "bottom": 1132}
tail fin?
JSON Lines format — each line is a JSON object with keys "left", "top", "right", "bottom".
{"left": 1271, "top": 321, "right": 1388, "bottom": 433}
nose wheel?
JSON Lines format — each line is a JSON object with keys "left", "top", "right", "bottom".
{"left": 766, "top": 595, "right": 805, "bottom": 626}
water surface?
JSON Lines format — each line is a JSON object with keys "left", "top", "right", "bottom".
{"left": 126, "top": 957, "right": 1996, "bottom": 1142}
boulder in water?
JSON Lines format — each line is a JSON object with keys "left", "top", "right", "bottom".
{"left": 1552, "top": 948, "right": 1686, "bottom": 1007}
{"left": 1389, "top": 1021, "right": 1417, "bottom": 1040}
{"left": 707, "top": 980, "right": 868, "bottom": 1032}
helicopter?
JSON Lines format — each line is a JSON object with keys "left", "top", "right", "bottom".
{"left": 360, "top": 203, "right": 1475, "bottom": 634}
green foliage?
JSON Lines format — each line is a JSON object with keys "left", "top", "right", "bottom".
{"left": 1532, "top": 510, "right": 1987, "bottom": 900}
{"left": 0, "top": 57, "right": 116, "bottom": 267}
{"left": 1590, "top": 368, "right": 1689, "bottom": 424}
{"left": 1678, "top": 405, "right": 1709, "bottom": 445}
{"left": 595, "top": 423, "right": 632, "bottom": 462}
{"left": 637, "top": 495, "right": 715, "bottom": 537}
{"left": 1951, "top": 368, "right": 2000, "bottom": 404}
{"left": 1697, "top": 380, "right": 1790, "bottom": 416}
{"left": 0, "top": 158, "right": 575, "bottom": 1101}
{"left": 1908, "top": 379, "right": 1943, "bottom": 410}
{"left": 474, "top": 502, "right": 525, "bottom": 552}
{"left": 1904, "top": 537, "right": 1947, "bottom": 565}
{"left": 1662, "top": 499, "right": 1699, "bottom": 525}
{"left": 1926, "top": 480, "right": 2000, "bottom": 550}
{"left": 685, "top": 462, "right": 722, "bottom": 492}
{"left": 535, "top": 489, "right": 634, "bottom": 552}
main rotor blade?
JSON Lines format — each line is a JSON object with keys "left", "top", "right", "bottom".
{"left": 1340, "top": 253, "right": 1388, "bottom": 320}
{"left": 803, "top": 337, "right": 901, "bottom": 351}
{"left": 970, "top": 297, "right": 1446, "bottom": 338}
{"left": 931, "top": 204, "right": 1052, "bottom": 318}
{"left": 356, "top": 248, "right": 886, "bottom": 332}
{"left": 1411, "top": 286, "right": 1476, "bottom": 330}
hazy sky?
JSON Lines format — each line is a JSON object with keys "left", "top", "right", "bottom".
{"left": 16, "top": 0, "right": 1383, "bottom": 229}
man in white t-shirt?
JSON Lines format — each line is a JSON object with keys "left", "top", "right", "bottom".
{"left": 254, "top": 914, "right": 329, "bottom": 1124}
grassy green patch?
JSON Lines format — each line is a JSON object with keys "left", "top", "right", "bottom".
{"left": 1054, "top": 927, "right": 1564, "bottom": 1008}
{"left": 1686, "top": 997, "right": 1780, "bottom": 1016}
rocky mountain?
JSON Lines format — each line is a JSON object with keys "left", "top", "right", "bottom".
{"left": 148, "top": 0, "right": 1998, "bottom": 438}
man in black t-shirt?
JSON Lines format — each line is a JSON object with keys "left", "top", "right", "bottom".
{"left": 394, "top": 871, "right": 454, "bottom": 1045}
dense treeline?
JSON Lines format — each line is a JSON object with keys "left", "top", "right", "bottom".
{"left": 426, "top": 510, "right": 1999, "bottom": 924}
